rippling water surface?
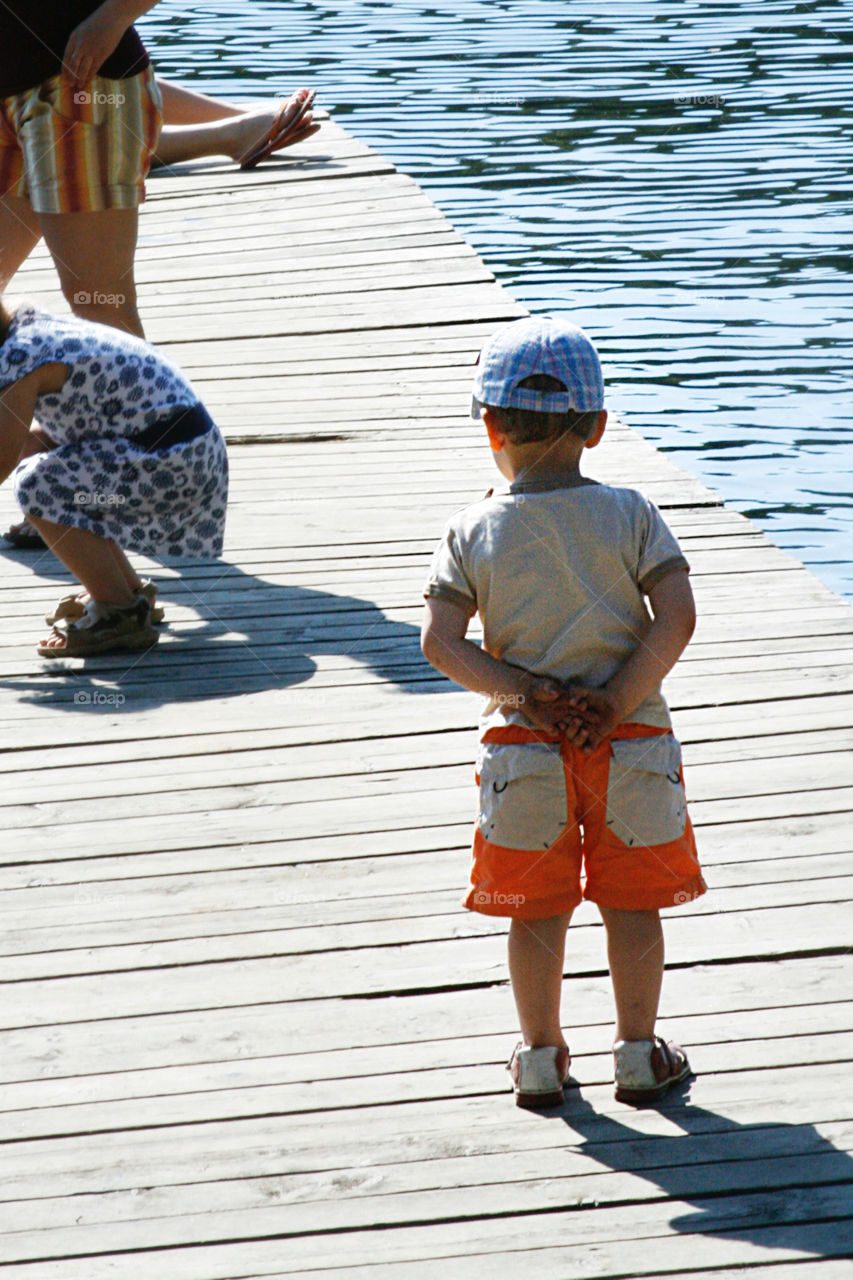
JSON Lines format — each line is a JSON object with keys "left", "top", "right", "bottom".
{"left": 141, "top": 0, "right": 853, "bottom": 601}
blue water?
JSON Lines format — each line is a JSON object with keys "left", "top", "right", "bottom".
{"left": 141, "top": 0, "right": 853, "bottom": 602}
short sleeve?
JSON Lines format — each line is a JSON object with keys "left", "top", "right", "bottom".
{"left": 0, "top": 309, "right": 57, "bottom": 393}
{"left": 424, "top": 524, "right": 477, "bottom": 614}
{"left": 636, "top": 499, "right": 690, "bottom": 594}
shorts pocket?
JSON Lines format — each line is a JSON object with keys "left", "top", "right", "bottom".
{"left": 477, "top": 742, "right": 567, "bottom": 851}
{"left": 605, "top": 735, "right": 687, "bottom": 848}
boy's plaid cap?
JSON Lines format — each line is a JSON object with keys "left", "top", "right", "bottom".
{"left": 471, "top": 314, "right": 605, "bottom": 418}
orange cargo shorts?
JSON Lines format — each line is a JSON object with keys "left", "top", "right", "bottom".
{"left": 465, "top": 723, "right": 706, "bottom": 919}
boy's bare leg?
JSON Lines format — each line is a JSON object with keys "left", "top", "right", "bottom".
{"left": 599, "top": 906, "right": 664, "bottom": 1041}
{"left": 25, "top": 516, "right": 135, "bottom": 608}
{"left": 507, "top": 912, "right": 572, "bottom": 1048}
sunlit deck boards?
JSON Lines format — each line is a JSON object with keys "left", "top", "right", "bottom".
{"left": 0, "top": 115, "right": 850, "bottom": 1278}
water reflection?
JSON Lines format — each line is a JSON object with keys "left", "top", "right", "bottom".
{"left": 140, "top": 0, "right": 853, "bottom": 601}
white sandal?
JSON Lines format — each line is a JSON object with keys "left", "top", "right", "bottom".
{"left": 614, "top": 1037, "right": 692, "bottom": 1104}
{"left": 507, "top": 1042, "right": 571, "bottom": 1109}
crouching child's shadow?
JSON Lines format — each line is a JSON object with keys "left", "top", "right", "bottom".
{"left": 2, "top": 557, "right": 450, "bottom": 709}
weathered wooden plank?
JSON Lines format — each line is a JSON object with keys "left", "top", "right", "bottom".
{"left": 0, "top": 718, "right": 849, "bottom": 811}
{"left": 2, "top": 869, "right": 850, "bottom": 979}
{"left": 172, "top": 1262, "right": 853, "bottom": 1280}
{"left": 0, "top": 952, "right": 843, "bottom": 1082}
{"left": 0, "top": 1029, "right": 850, "bottom": 1149}
{"left": 0, "top": 905, "right": 849, "bottom": 1034}
{"left": 0, "top": 1135, "right": 849, "bottom": 1260}
{"left": 0, "top": 1171, "right": 848, "bottom": 1270}
{"left": 0, "top": 1053, "right": 848, "bottom": 1198}
{"left": 0, "top": 736, "right": 851, "bottom": 836}
{"left": 0, "top": 1104, "right": 848, "bottom": 1227}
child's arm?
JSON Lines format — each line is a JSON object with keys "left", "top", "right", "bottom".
{"left": 565, "top": 569, "right": 696, "bottom": 751}
{"left": 421, "top": 597, "right": 583, "bottom": 734}
{"left": 0, "top": 372, "right": 41, "bottom": 487}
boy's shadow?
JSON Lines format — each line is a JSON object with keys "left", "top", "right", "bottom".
{"left": 554, "top": 1085, "right": 851, "bottom": 1258}
{"left": 1, "top": 553, "right": 449, "bottom": 709}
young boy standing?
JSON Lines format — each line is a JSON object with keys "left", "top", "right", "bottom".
{"left": 421, "top": 315, "right": 706, "bottom": 1108}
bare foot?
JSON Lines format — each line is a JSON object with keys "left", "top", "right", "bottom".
{"left": 152, "top": 90, "right": 319, "bottom": 169}
{"left": 40, "top": 629, "right": 67, "bottom": 651}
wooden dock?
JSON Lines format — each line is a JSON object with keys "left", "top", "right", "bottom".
{"left": 0, "top": 114, "right": 850, "bottom": 1278}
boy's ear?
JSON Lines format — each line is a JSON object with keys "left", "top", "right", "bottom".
{"left": 584, "top": 409, "right": 608, "bottom": 449}
{"left": 481, "top": 407, "right": 506, "bottom": 453}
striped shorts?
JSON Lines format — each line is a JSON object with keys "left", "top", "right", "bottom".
{"left": 0, "top": 67, "right": 162, "bottom": 214}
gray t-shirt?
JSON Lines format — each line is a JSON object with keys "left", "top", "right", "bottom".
{"left": 424, "top": 470, "right": 689, "bottom": 731}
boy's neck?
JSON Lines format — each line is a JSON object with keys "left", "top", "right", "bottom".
{"left": 496, "top": 435, "right": 586, "bottom": 485}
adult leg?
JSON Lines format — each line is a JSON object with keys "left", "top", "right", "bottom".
{"left": 0, "top": 193, "right": 42, "bottom": 288}
{"left": 598, "top": 906, "right": 664, "bottom": 1041}
{"left": 37, "top": 207, "right": 144, "bottom": 337}
{"left": 152, "top": 88, "right": 318, "bottom": 168}
{"left": 157, "top": 79, "right": 245, "bottom": 125}
{"left": 507, "top": 912, "right": 572, "bottom": 1049}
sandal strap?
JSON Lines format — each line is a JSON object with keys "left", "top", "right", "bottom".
{"left": 63, "top": 600, "right": 126, "bottom": 635}
{"left": 654, "top": 1036, "right": 674, "bottom": 1073}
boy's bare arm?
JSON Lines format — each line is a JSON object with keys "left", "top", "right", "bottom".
{"left": 421, "top": 597, "right": 583, "bottom": 734}
{"left": 562, "top": 569, "right": 696, "bottom": 750}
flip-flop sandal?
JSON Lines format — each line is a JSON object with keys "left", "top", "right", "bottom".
{"left": 239, "top": 90, "right": 317, "bottom": 170}
{"left": 3, "top": 519, "right": 46, "bottom": 549}
{"left": 46, "top": 580, "right": 165, "bottom": 626}
{"left": 38, "top": 595, "right": 159, "bottom": 659}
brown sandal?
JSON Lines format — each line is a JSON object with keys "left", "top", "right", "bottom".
{"left": 38, "top": 595, "right": 159, "bottom": 658}
{"left": 46, "top": 580, "right": 164, "bottom": 626}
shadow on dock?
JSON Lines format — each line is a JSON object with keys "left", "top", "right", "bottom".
{"left": 555, "top": 1089, "right": 851, "bottom": 1258}
{"left": 0, "top": 554, "right": 445, "bottom": 708}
